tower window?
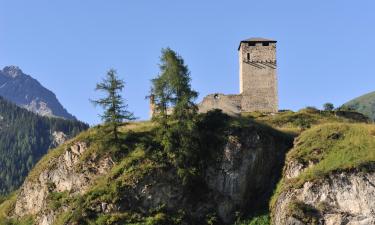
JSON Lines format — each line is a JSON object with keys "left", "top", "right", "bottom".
{"left": 263, "top": 42, "right": 270, "bottom": 46}
{"left": 247, "top": 53, "right": 250, "bottom": 61}
{"left": 248, "top": 42, "right": 255, "bottom": 46}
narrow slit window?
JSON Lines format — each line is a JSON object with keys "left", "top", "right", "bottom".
{"left": 247, "top": 53, "right": 250, "bottom": 61}
{"left": 263, "top": 42, "right": 270, "bottom": 46}
{"left": 248, "top": 42, "right": 255, "bottom": 46}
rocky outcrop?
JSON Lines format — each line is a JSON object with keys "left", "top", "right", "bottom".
{"left": 13, "top": 142, "right": 114, "bottom": 225}
{"left": 107, "top": 126, "right": 292, "bottom": 223}
{"left": 206, "top": 127, "right": 291, "bottom": 223}
{"left": 0, "top": 66, "right": 76, "bottom": 120}
{"left": 273, "top": 161, "right": 375, "bottom": 225}
{"left": 6, "top": 122, "right": 292, "bottom": 225}
{"left": 51, "top": 131, "right": 67, "bottom": 147}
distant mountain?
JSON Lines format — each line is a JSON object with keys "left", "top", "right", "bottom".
{"left": 0, "top": 66, "right": 76, "bottom": 120}
{"left": 0, "top": 97, "right": 88, "bottom": 194}
{"left": 342, "top": 91, "right": 375, "bottom": 121}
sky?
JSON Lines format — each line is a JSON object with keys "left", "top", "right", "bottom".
{"left": 1, "top": 0, "right": 375, "bottom": 125}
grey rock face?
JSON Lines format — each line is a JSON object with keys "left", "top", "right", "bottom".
{"left": 51, "top": 131, "right": 68, "bottom": 148}
{"left": 273, "top": 160, "right": 375, "bottom": 225}
{"left": 9, "top": 125, "right": 291, "bottom": 225}
{"left": 13, "top": 142, "right": 114, "bottom": 225}
{"left": 127, "top": 126, "right": 291, "bottom": 223}
{"left": 206, "top": 127, "right": 291, "bottom": 223}
{"left": 0, "top": 66, "right": 76, "bottom": 120}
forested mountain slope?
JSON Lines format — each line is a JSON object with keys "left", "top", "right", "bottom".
{"left": 0, "top": 97, "right": 88, "bottom": 194}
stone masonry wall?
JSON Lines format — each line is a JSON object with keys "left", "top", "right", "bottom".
{"left": 152, "top": 39, "right": 279, "bottom": 117}
{"left": 198, "top": 94, "right": 242, "bottom": 116}
{"left": 239, "top": 42, "right": 278, "bottom": 112}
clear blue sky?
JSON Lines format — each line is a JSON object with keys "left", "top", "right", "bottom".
{"left": 1, "top": 1, "right": 374, "bottom": 125}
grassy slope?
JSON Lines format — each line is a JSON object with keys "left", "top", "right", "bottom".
{"left": 0, "top": 193, "right": 34, "bottom": 225}
{"left": 0, "top": 110, "right": 371, "bottom": 225}
{"left": 343, "top": 91, "right": 375, "bottom": 121}
{"left": 244, "top": 108, "right": 364, "bottom": 135}
{"left": 270, "top": 122, "right": 375, "bottom": 211}
{"left": 0, "top": 121, "right": 158, "bottom": 225}
{"left": 52, "top": 117, "right": 291, "bottom": 225}
{"left": 242, "top": 109, "right": 373, "bottom": 224}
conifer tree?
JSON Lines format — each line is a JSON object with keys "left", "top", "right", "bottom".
{"left": 93, "top": 69, "right": 135, "bottom": 141}
{"left": 150, "top": 48, "right": 199, "bottom": 184}
{"left": 150, "top": 48, "right": 198, "bottom": 122}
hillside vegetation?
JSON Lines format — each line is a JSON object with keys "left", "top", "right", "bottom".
{"left": 243, "top": 108, "right": 368, "bottom": 134}
{"left": 0, "top": 97, "right": 88, "bottom": 195}
{"left": 270, "top": 122, "right": 375, "bottom": 211}
{"left": 0, "top": 108, "right": 371, "bottom": 225}
{"left": 0, "top": 110, "right": 294, "bottom": 225}
{"left": 343, "top": 91, "right": 375, "bottom": 121}
{"left": 269, "top": 121, "right": 375, "bottom": 224}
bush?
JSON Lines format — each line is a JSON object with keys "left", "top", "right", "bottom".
{"left": 323, "top": 103, "right": 334, "bottom": 111}
{"left": 235, "top": 214, "right": 270, "bottom": 225}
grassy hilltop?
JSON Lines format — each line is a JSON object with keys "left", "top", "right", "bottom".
{"left": 343, "top": 91, "right": 375, "bottom": 121}
{"left": 0, "top": 108, "right": 373, "bottom": 225}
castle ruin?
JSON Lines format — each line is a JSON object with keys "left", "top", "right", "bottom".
{"left": 198, "top": 37, "right": 278, "bottom": 115}
{"left": 150, "top": 37, "right": 278, "bottom": 117}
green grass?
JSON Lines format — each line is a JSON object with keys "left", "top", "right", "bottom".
{"left": 234, "top": 214, "right": 270, "bottom": 225}
{"left": 343, "top": 91, "right": 375, "bottom": 121}
{"left": 52, "top": 115, "right": 289, "bottom": 225}
{"left": 270, "top": 122, "right": 375, "bottom": 210}
{"left": 5, "top": 111, "right": 370, "bottom": 225}
{"left": 286, "top": 201, "right": 320, "bottom": 225}
{"left": 53, "top": 145, "right": 167, "bottom": 224}
{"left": 288, "top": 123, "right": 375, "bottom": 184}
{"left": 26, "top": 121, "right": 156, "bottom": 183}
{"left": 243, "top": 109, "right": 368, "bottom": 135}
{"left": 47, "top": 191, "right": 72, "bottom": 211}
{"left": 0, "top": 192, "right": 34, "bottom": 225}
{"left": 1, "top": 121, "right": 158, "bottom": 225}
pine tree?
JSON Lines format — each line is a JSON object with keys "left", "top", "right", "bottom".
{"left": 150, "top": 48, "right": 199, "bottom": 184}
{"left": 93, "top": 69, "right": 135, "bottom": 141}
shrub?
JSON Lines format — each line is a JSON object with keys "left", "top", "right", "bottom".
{"left": 323, "top": 103, "right": 334, "bottom": 111}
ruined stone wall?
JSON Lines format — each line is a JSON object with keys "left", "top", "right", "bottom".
{"left": 198, "top": 94, "right": 242, "bottom": 116}
{"left": 239, "top": 42, "right": 278, "bottom": 112}
{"left": 151, "top": 40, "right": 279, "bottom": 117}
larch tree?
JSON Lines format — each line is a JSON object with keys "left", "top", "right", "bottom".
{"left": 150, "top": 48, "right": 199, "bottom": 184}
{"left": 150, "top": 48, "right": 198, "bottom": 123}
{"left": 92, "top": 69, "right": 135, "bottom": 141}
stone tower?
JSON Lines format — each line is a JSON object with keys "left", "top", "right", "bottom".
{"left": 239, "top": 38, "right": 278, "bottom": 112}
{"left": 159, "top": 37, "right": 279, "bottom": 118}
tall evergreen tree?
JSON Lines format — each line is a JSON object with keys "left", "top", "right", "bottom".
{"left": 150, "top": 48, "right": 199, "bottom": 184}
{"left": 150, "top": 48, "right": 198, "bottom": 122}
{"left": 150, "top": 73, "right": 171, "bottom": 128}
{"left": 93, "top": 69, "right": 135, "bottom": 141}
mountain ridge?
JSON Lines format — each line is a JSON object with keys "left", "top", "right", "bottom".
{"left": 0, "top": 66, "right": 76, "bottom": 120}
